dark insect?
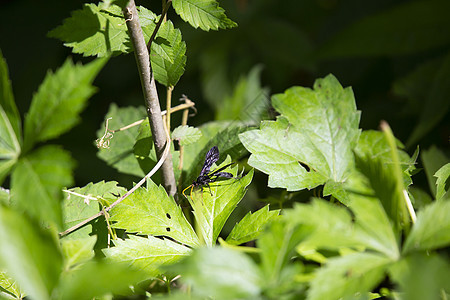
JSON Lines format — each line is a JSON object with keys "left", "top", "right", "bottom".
{"left": 182, "top": 146, "right": 237, "bottom": 198}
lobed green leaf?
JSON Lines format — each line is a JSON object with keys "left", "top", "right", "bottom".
{"left": 172, "top": 0, "right": 237, "bottom": 31}
{"left": 110, "top": 180, "right": 200, "bottom": 247}
{"left": 23, "top": 58, "right": 107, "bottom": 152}
{"left": 239, "top": 74, "right": 361, "bottom": 199}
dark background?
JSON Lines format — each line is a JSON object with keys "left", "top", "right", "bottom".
{"left": 1, "top": 0, "right": 449, "bottom": 194}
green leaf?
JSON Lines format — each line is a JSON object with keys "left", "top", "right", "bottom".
{"left": 0, "top": 207, "right": 62, "bottom": 300}
{"left": 172, "top": 0, "right": 237, "bottom": 31}
{"left": 403, "top": 200, "right": 450, "bottom": 253}
{"left": 168, "top": 247, "right": 261, "bottom": 299}
{"left": 389, "top": 253, "right": 450, "bottom": 300}
{"left": 435, "top": 163, "right": 450, "bottom": 201}
{"left": 140, "top": 9, "right": 187, "bottom": 87}
{"left": 216, "top": 65, "right": 270, "bottom": 122}
{"left": 239, "top": 74, "right": 361, "bottom": 197}
{"left": 58, "top": 260, "right": 146, "bottom": 300}
{"left": 0, "top": 51, "right": 21, "bottom": 184}
{"left": 97, "top": 104, "right": 147, "bottom": 177}
{"left": 48, "top": 4, "right": 131, "bottom": 57}
{"left": 110, "top": 180, "right": 199, "bottom": 247}
{"left": 421, "top": 146, "right": 449, "bottom": 197}
{"left": 226, "top": 205, "right": 279, "bottom": 246}
{"left": 308, "top": 252, "right": 391, "bottom": 300}
{"left": 406, "top": 51, "right": 450, "bottom": 146}
{"left": 23, "top": 58, "right": 107, "bottom": 152}
{"left": 187, "top": 163, "right": 253, "bottom": 246}
{"left": 316, "top": 0, "right": 450, "bottom": 59}
{"left": 0, "top": 270, "right": 23, "bottom": 299}
{"left": 62, "top": 181, "right": 126, "bottom": 239}
{"left": 103, "top": 235, "right": 191, "bottom": 277}
{"left": 11, "top": 145, "right": 75, "bottom": 228}
{"left": 172, "top": 125, "right": 202, "bottom": 146}
{"left": 61, "top": 236, "right": 97, "bottom": 270}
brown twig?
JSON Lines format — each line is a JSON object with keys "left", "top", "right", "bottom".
{"left": 123, "top": 0, "right": 177, "bottom": 196}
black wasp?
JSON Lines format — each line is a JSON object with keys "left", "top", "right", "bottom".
{"left": 182, "top": 146, "right": 237, "bottom": 198}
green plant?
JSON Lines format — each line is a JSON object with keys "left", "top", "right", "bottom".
{"left": 1, "top": 1, "right": 449, "bottom": 300}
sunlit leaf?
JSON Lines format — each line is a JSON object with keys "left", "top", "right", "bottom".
{"left": 23, "top": 58, "right": 107, "bottom": 152}
{"left": 239, "top": 74, "right": 361, "bottom": 200}
{"left": 140, "top": 8, "right": 187, "bottom": 87}
{"left": 11, "top": 145, "right": 75, "bottom": 228}
{"left": 226, "top": 205, "right": 279, "bottom": 246}
{"left": 172, "top": 0, "right": 237, "bottom": 31}
{"left": 103, "top": 235, "right": 191, "bottom": 277}
{"left": 172, "top": 125, "right": 202, "bottom": 146}
{"left": 62, "top": 181, "right": 126, "bottom": 239}
{"left": 0, "top": 270, "right": 23, "bottom": 299}
{"left": 48, "top": 4, "right": 130, "bottom": 57}
{"left": 110, "top": 180, "right": 199, "bottom": 247}
{"left": 187, "top": 162, "right": 253, "bottom": 246}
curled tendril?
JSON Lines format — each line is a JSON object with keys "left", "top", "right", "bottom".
{"left": 96, "top": 117, "right": 114, "bottom": 149}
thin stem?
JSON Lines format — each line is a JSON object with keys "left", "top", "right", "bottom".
{"left": 123, "top": 0, "right": 177, "bottom": 196}
{"left": 112, "top": 101, "right": 195, "bottom": 133}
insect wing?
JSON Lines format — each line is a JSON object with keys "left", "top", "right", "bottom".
{"left": 199, "top": 146, "right": 220, "bottom": 176}
{"left": 208, "top": 162, "right": 235, "bottom": 177}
